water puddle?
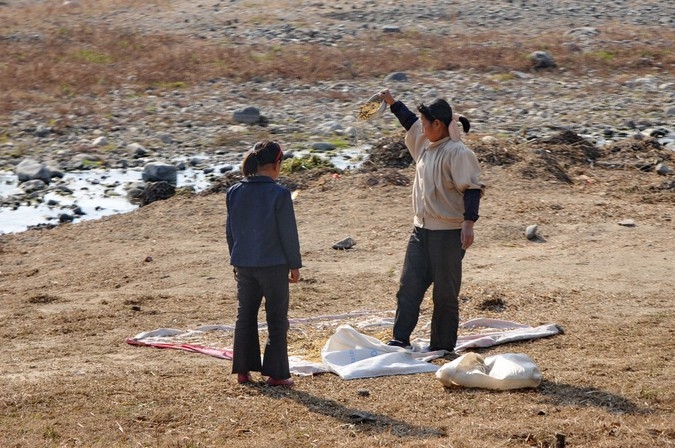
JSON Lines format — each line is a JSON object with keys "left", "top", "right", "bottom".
{"left": 0, "top": 145, "right": 370, "bottom": 234}
{"left": 0, "top": 168, "right": 212, "bottom": 234}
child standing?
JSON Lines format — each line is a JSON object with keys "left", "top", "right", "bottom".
{"left": 226, "top": 140, "right": 302, "bottom": 387}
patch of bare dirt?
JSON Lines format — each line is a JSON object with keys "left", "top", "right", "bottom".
{"left": 1, "top": 134, "right": 674, "bottom": 447}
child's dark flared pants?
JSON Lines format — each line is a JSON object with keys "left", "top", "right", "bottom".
{"left": 232, "top": 265, "right": 291, "bottom": 380}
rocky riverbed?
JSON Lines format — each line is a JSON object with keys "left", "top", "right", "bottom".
{"left": 1, "top": 0, "right": 674, "bottom": 233}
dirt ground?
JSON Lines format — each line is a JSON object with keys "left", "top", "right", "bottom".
{"left": 1, "top": 133, "right": 674, "bottom": 447}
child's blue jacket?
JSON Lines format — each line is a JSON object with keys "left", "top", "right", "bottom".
{"left": 226, "top": 176, "right": 302, "bottom": 269}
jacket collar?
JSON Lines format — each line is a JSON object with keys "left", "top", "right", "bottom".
{"left": 242, "top": 175, "right": 275, "bottom": 183}
{"left": 427, "top": 136, "right": 450, "bottom": 149}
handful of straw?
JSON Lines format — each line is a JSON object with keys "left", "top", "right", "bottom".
{"left": 357, "top": 98, "right": 385, "bottom": 121}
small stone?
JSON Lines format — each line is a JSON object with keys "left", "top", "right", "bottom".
{"left": 529, "top": 51, "right": 556, "bottom": 69}
{"left": 232, "top": 106, "right": 261, "bottom": 124}
{"left": 58, "top": 213, "right": 74, "bottom": 223}
{"left": 384, "top": 72, "right": 408, "bottom": 82}
{"left": 525, "top": 224, "right": 538, "bottom": 240}
{"left": 158, "top": 133, "right": 173, "bottom": 144}
{"left": 311, "top": 142, "right": 336, "bottom": 151}
{"left": 481, "top": 135, "right": 500, "bottom": 144}
{"left": 128, "top": 142, "right": 147, "bottom": 158}
{"left": 356, "top": 389, "right": 370, "bottom": 397}
{"left": 92, "top": 136, "right": 108, "bottom": 146}
{"left": 332, "top": 237, "right": 356, "bottom": 250}
{"left": 618, "top": 219, "right": 636, "bottom": 227}
{"left": 656, "top": 163, "right": 674, "bottom": 176}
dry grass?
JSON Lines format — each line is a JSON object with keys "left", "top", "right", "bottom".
{"left": 1, "top": 1, "right": 673, "bottom": 114}
{"left": 0, "top": 156, "right": 674, "bottom": 447}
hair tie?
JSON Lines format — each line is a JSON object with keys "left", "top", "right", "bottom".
{"left": 448, "top": 114, "right": 463, "bottom": 142}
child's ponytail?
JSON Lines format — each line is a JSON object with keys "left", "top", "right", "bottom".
{"left": 242, "top": 140, "right": 284, "bottom": 177}
{"left": 458, "top": 115, "right": 471, "bottom": 134}
{"left": 242, "top": 150, "right": 259, "bottom": 176}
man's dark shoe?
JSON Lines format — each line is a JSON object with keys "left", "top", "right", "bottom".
{"left": 429, "top": 348, "right": 459, "bottom": 360}
{"left": 386, "top": 339, "right": 411, "bottom": 349}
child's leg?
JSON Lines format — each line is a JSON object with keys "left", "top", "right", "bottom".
{"left": 258, "top": 265, "right": 291, "bottom": 379}
{"left": 232, "top": 267, "right": 264, "bottom": 374}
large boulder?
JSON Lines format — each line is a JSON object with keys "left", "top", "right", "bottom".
{"left": 529, "top": 51, "right": 556, "bottom": 69}
{"left": 142, "top": 162, "right": 177, "bottom": 185}
{"left": 15, "top": 158, "right": 53, "bottom": 184}
{"left": 232, "top": 106, "right": 261, "bottom": 125}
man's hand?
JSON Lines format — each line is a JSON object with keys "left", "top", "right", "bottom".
{"left": 289, "top": 268, "right": 300, "bottom": 283}
{"left": 379, "top": 88, "right": 395, "bottom": 106}
{"left": 461, "top": 220, "right": 475, "bottom": 250}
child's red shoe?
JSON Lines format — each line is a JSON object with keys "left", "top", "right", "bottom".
{"left": 237, "top": 373, "right": 253, "bottom": 384}
{"left": 266, "top": 377, "right": 293, "bottom": 387}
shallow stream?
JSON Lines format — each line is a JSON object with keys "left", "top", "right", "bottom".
{"left": 0, "top": 146, "right": 368, "bottom": 234}
{"left": 0, "top": 168, "right": 212, "bottom": 234}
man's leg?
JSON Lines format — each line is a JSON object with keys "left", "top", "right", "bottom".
{"left": 392, "top": 228, "right": 432, "bottom": 345}
{"left": 429, "top": 229, "right": 464, "bottom": 351}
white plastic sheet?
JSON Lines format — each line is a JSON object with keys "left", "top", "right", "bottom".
{"left": 454, "top": 318, "right": 562, "bottom": 352}
{"left": 321, "top": 325, "right": 443, "bottom": 380}
{"left": 127, "top": 315, "right": 561, "bottom": 380}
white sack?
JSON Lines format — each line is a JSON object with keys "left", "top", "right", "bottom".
{"left": 436, "top": 352, "right": 541, "bottom": 390}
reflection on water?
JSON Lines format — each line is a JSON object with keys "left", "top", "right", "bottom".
{"left": 0, "top": 168, "right": 212, "bottom": 235}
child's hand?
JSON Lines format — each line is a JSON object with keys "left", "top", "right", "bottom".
{"left": 289, "top": 268, "right": 300, "bottom": 283}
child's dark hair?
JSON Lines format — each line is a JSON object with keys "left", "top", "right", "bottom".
{"left": 242, "top": 140, "right": 284, "bottom": 176}
{"left": 417, "top": 98, "right": 470, "bottom": 134}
